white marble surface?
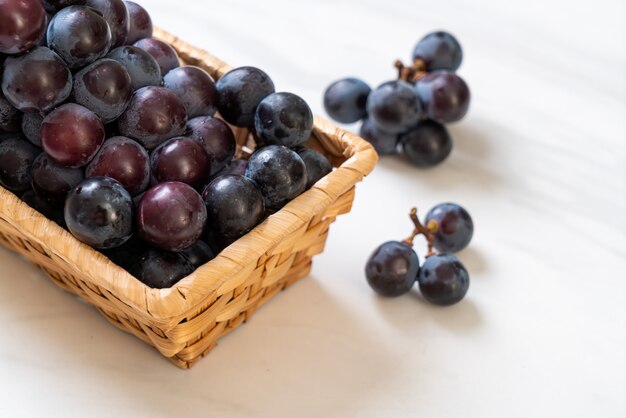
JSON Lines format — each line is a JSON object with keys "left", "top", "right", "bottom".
{"left": 1, "top": 0, "right": 625, "bottom": 417}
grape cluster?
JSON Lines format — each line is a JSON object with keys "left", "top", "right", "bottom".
{"left": 365, "top": 204, "right": 474, "bottom": 305}
{"left": 0, "top": 0, "right": 332, "bottom": 288}
{"left": 324, "top": 31, "right": 470, "bottom": 167}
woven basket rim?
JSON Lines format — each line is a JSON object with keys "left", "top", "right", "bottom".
{"left": 0, "top": 28, "right": 378, "bottom": 323}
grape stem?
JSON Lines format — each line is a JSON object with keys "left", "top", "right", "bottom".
{"left": 402, "top": 207, "right": 439, "bottom": 256}
{"left": 395, "top": 59, "right": 427, "bottom": 83}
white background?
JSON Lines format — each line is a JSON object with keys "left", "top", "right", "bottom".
{"left": 1, "top": 0, "right": 625, "bottom": 417}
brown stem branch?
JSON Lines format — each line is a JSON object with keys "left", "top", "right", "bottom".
{"left": 402, "top": 207, "right": 436, "bottom": 256}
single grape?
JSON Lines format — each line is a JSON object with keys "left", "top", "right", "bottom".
{"left": 425, "top": 203, "right": 474, "bottom": 253}
{"left": 134, "top": 37, "right": 179, "bottom": 75}
{"left": 150, "top": 136, "right": 211, "bottom": 189}
{"left": 31, "top": 153, "right": 84, "bottom": 199}
{"left": 365, "top": 241, "right": 419, "bottom": 297}
{"left": 255, "top": 92, "right": 313, "bottom": 148}
{"left": 215, "top": 66, "right": 275, "bottom": 127}
{"left": 73, "top": 58, "right": 133, "bottom": 123}
{"left": 41, "top": 103, "right": 105, "bottom": 167}
{"left": 0, "top": 0, "right": 47, "bottom": 55}
{"left": 366, "top": 80, "right": 421, "bottom": 134}
{"left": 117, "top": 86, "right": 187, "bottom": 150}
{"left": 294, "top": 146, "right": 332, "bottom": 189}
{"left": 136, "top": 181, "right": 207, "bottom": 252}
{"left": 1, "top": 47, "right": 73, "bottom": 113}
{"left": 85, "top": 0, "right": 129, "bottom": 47}
{"left": 20, "top": 188, "right": 66, "bottom": 226}
{"left": 43, "top": 0, "right": 86, "bottom": 12}
{"left": 209, "top": 159, "right": 248, "bottom": 182}
{"left": 323, "top": 78, "right": 371, "bottom": 123}
{"left": 399, "top": 120, "right": 452, "bottom": 167}
{"left": 129, "top": 247, "right": 194, "bottom": 289}
{"left": 244, "top": 145, "right": 306, "bottom": 210}
{"left": 418, "top": 254, "right": 469, "bottom": 306}
{"left": 412, "top": 31, "right": 463, "bottom": 72}
{"left": 0, "top": 92, "right": 20, "bottom": 132}
{"left": 164, "top": 66, "right": 217, "bottom": 119}
{"left": 414, "top": 71, "right": 470, "bottom": 124}
{"left": 64, "top": 176, "right": 134, "bottom": 249}
{"left": 46, "top": 6, "right": 112, "bottom": 70}
{"left": 359, "top": 118, "right": 399, "bottom": 155}
{"left": 86, "top": 136, "right": 149, "bottom": 196}
{"left": 124, "top": 1, "right": 152, "bottom": 44}
{"left": 186, "top": 115, "right": 236, "bottom": 175}
{"left": 106, "top": 45, "right": 162, "bottom": 90}
{"left": 181, "top": 240, "right": 215, "bottom": 269}
{"left": 0, "top": 135, "right": 39, "bottom": 192}
{"left": 21, "top": 113, "right": 44, "bottom": 146}
{"left": 202, "top": 175, "right": 265, "bottom": 238}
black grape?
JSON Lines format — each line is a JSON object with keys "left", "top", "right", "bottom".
{"left": 412, "top": 31, "right": 463, "bottom": 72}
{"left": 64, "top": 176, "right": 134, "bottom": 249}
{"left": 215, "top": 66, "right": 275, "bottom": 127}
{"left": 418, "top": 254, "right": 469, "bottom": 306}
{"left": 323, "top": 78, "right": 370, "bottom": 123}
{"left": 31, "top": 152, "right": 84, "bottom": 199}
{"left": 365, "top": 241, "right": 419, "bottom": 297}
{"left": 425, "top": 203, "right": 474, "bottom": 253}
{"left": 359, "top": 118, "right": 399, "bottom": 155}
{"left": 399, "top": 120, "right": 452, "bottom": 167}
{"left": 414, "top": 71, "right": 470, "bottom": 124}
{"left": 244, "top": 145, "right": 306, "bottom": 210}
{"left": 0, "top": 134, "right": 40, "bottom": 192}
{"left": 255, "top": 92, "right": 313, "bottom": 148}
{"left": 294, "top": 146, "right": 332, "bottom": 189}
{"left": 106, "top": 45, "right": 162, "bottom": 90}
{"left": 366, "top": 80, "right": 421, "bottom": 134}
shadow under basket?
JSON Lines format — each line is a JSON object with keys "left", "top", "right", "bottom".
{"left": 0, "top": 28, "right": 378, "bottom": 369}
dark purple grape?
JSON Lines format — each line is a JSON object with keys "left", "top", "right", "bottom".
{"left": 133, "top": 37, "right": 179, "bottom": 75}
{"left": 85, "top": 0, "right": 129, "bottom": 47}
{"left": 20, "top": 188, "right": 65, "bottom": 226}
{"left": 64, "top": 176, "right": 133, "bottom": 249}
{"left": 41, "top": 103, "right": 105, "bottom": 168}
{"left": 85, "top": 136, "right": 149, "bottom": 196}
{"left": 0, "top": 91, "right": 20, "bottom": 132}
{"left": 359, "top": 118, "right": 399, "bottom": 155}
{"left": 412, "top": 31, "right": 463, "bottom": 72}
{"left": 1, "top": 47, "right": 73, "bottom": 113}
{"left": 254, "top": 92, "right": 313, "bottom": 148}
{"left": 136, "top": 181, "right": 207, "bottom": 252}
{"left": 216, "top": 66, "right": 275, "bottom": 127}
{"left": 21, "top": 113, "right": 44, "bottom": 146}
{"left": 366, "top": 80, "right": 421, "bottom": 134}
{"left": 124, "top": 1, "right": 152, "bottom": 44}
{"left": 100, "top": 232, "right": 145, "bottom": 269}
{"left": 0, "top": 0, "right": 47, "bottom": 54}
{"left": 414, "top": 71, "right": 470, "bottom": 124}
{"left": 105, "top": 45, "right": 161, "bottom": 90}
{"left": 117, "top": 86, "right": 187, "bottom": 150}
{"left": 221, "top": 159, "right": 247, "bottom": 176}
{"left": 150, "top": 136, "right": 211, "bottom": 189}
{"left": 181, "top": 240, "right": 215, "bottom": 269}
{"left": 294, "top": 146, "right": 332, "bottom": 189}
{"left": 205, "top": 228, "right": 238, "bottom": 253}
{"left": 244, "top": 145, "right": 306, "bottom": 210}
{"left": 43, "top": 0, "right": 86, "bottom": 12}
{"left": 365, "top": 241, "right": 419, "bottom": 297}
{"left": 186, "top": 116, "right": 235, "bottom": 175}
{"left": 418, "top": 254, "right": 469, "bottom": 306}
{"left": 129, "top": 248, "right": 194, "bottom": 288}
{"left": 202, "top": 175, "right": 265, "bottom": 238}
{"left": 46, "top": 6, "right": 112, "bottom": 70}
{"left": 73, "top": 58, "right": 132, "bottom": 123}
{"left": 0, "top": 135, "right": 39, "bottom": 192}
{"left": 31, "top": 152, "right": 84, "bottom": 199}
{"left": 323, "top": 78, "right": 371, "bottom": 124}
{"left": 164, "top": 66, "right": 217, "bottom": 119}
{"left": 399, "top": 120, "right": 452, "bottom": 167}
{"left": 425, "top": 203, "right": 474, "bottom": 253}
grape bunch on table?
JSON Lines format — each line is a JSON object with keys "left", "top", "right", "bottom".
{"left": 324, "top": 31, "right": 470, "bottom": 168}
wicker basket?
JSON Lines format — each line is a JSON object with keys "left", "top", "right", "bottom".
{"left": 0, "top": 28, "right": 378, "bottom": 369}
